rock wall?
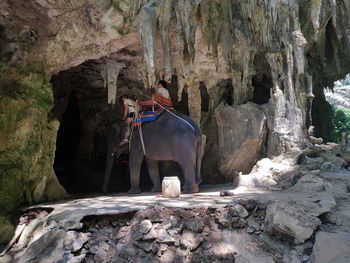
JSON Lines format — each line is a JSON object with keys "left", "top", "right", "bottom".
{"left": 1, "top": 0, "right": 350, "bottom": 246}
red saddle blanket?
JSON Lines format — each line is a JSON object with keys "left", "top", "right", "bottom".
{"left": 137, "top": 94, "right": 173, "bottom": 108}
{"left": 132, "top": 94, "right": 172, "bottom": 126}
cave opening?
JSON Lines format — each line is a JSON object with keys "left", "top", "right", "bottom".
{"left": 324, "top": 74, "right": 350, "bottom": 143}
{"left": 53, "top": 92, "right": 81, "bottom": 192}
{"left": 51, "top": 49, "right": 155, "bottom": 193}
{"left": 252, "top": 54, "right": 272, "bottom": 105}
{"left": 252, "top": 74, "right": 272, "bottom": 105}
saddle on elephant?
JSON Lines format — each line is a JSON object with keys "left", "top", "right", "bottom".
{"left": 132, "top": 94, "right": 173, "bottom": 126}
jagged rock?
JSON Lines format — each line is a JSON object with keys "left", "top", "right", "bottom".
{"left": 184, "top": 218, "right": 204, "bottom": 233}
{"left": 301, "top": 156, "right": 325, "bottom": 166}
{"left": 214, "top": 103, "right": 267, "bottom": 178}
{"left": 135, "top": 241, "right": 153, "bottom": 253}
{"left": 132, "top": 229, "right": 144, "bottom": 241}
{"left": 156, "top": 229, "right": 175, "bottom": 243}
{"left": 143, "top": 228, "right": 157, "bottom": 240}
{"left": 320, "top": 161, "right": 338, "bottom": 171}
{"left": 88, "top": 240, "right": 109, "bottom": 255}
{"left": 319, "top": 151, "right": 346, "bottom": 169}
{"left": 67, "top": 254, "right": 86, "bottom": 263}
{"left": 169, "top": 216, "right": 178, "bottom": 227}
{"left": 309, "top": 136, "right": 323, "bottom": 145}
{"left": 64, "top": 231, "right": 90, "bottom": 252}
{"left": 216, "top": 209, "right": 231, "bottom": 228}
{"left": 310, "top": 230, "right": 350, "bottom": 263}
{"left": 116, "top": 226, "right": 129, "bottom": 239}
{"left": 288, "top": 174, "right": 331, "bottom": 192}
{"left": 230, "top": 204, "right": 249, "bottom": 218}
{"left": 139, "top": 219, "right": 153, "bottom": 234}
{"left": 12, "top": 229, "right": 65, "bottom": 263}
{"left": 157, "top": 244, "right": 168, "bottom": 257}
{"left": 294, "top": 241, "right": 313, "bottom": 257}
{"left": 238, "top": 199, "right": 258, "bottom": 211}
{"left": 161, "top": 223, "right": 172, "bottom": 230}
{"left": 119, "top": 246, "right": 138, "bottom": 260}
{"left": 159, "top": 248, "right": 177, "bottom": 263}
{"left": 180, "top": 231, "right": 203, "bottom": 251}
{"left": 247, "top": 217, "right": 261, "bottom": 233}
{"left": 283, "top": 250, "right": 302, "bottom": 263}
{"left": 264, "top": 201, "right": 321, "bottom": 244}
{"left": 236, "top": 157, "right": 293, "bottom": 187}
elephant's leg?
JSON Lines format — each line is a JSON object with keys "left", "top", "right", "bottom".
{"left": 177, "top": 155, "right": 199, "bottom": 194}
{"left": 128, "top": 149, "right": 144, "bottom": 194}
{"left": 146, "top": 158, "right": 161, "bottom": 192}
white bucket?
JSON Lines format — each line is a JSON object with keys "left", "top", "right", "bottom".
{"left": 162, "top": 176, "right": 181, "bottom": 198}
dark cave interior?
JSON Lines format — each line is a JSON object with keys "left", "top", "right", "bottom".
{"left": 51, "top": 52, "right": 190, "bottom": 193}
{"left": 51, "top": 51, "right": 155, "bottom": 193}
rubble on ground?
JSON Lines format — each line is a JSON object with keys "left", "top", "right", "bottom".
{"left": 1, "top": 144, "right": 350, "bottom": 263}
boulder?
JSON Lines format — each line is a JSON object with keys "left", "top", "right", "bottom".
{"left": 64, "top": 231, "right": 90, "bottom": 252}
{"left": 230, "top": 204, "right": 249, "bottom": 218}
{"left": 310, "top": 230, "right": 350, "bottom": 263}
{"left": 156, "top": 229, "right": 175, "bottom": 243}
{"left": 143, "top": 228, "right": 157, "bottom": 240}
{"left": 214, "top": 103, "right": 267, "bottom": 178}
{"left": 319, "top": 151, "right": 346, "bottom": 169}
{"left": 180, "top": 231, "right": 203, "bottom": 251}
{"left": 184, "top": 217, "right": 204, "bottom": 233}
{"left": 12, "top": 230, "right": 65, "bottom": 263}
{"left": 288, "top": 174, "right": 331, "bottom": 192}
{"left": 236, "top": 157, "right": 291, "bottom": 187}
{"left": 139, "top": 219, "right": 153, "bottom": 234}
{"left": 264, "top": 201, "right": 321, "bottom": 244}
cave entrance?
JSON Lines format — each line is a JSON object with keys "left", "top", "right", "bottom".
{"left": 323, "top": 74, "right": 350, "bottom": 142}
{"left": 252, "top": 74, "right": 272, "bottom": 104}
{"left": 252, "top": 54, "right": 272, "bottom": 105}
{"left": 51, "top": 49, "right": 154, "bottom": 193}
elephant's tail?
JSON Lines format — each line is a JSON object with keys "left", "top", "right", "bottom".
{"left": 195, "top": 134, "right": 203, "bottom": 184}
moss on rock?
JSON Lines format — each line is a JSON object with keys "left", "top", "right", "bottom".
{"left": 0, "top": 63, "right": 64, "bottom": 219}
{"left": 0, "top": 216, "right": 15, "bottom": 246}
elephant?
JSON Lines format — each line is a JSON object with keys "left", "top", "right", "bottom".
{"left": 102, "top": 110, "right": 202, "bottom": 194}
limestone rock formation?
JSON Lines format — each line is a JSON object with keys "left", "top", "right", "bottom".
{"left": 214, "top": 103, "right": 267, "bottom": 178}
{"left": 1, "top": 0, "right": 350, "bottom": 248}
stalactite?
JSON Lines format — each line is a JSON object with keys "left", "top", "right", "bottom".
{"left": 175, "top": 0, "right": 200, "bottom": 62}
{"left": 329, "top": 0, "right": 341, "bottom": 39}
{"left": 310, "top": 0, "right": 322, "bottom": 40}
{"left": 174, "top": 0, "right": 200, "bottom": 101}
{"left": 292, "top": 30, "right": 308, "bottom": 76}
{"left": 138, "top": 0, "right": 158, "bottom": 88}
{"left": 219, "top": 0, "right": 234, "bottom": 69}
{"left": 285, "top": 43, "right": 296, "bottom": 104}
{"left": 266, "top": 52, "right": 286, "bottom": 131}
{"left": 100, "top": 59, "right": 125, "bottom": 104}
{"left": 99, "top": 64, "right": 107, "bottom": 89}
{"left": 200, "top": 0, "right": 223, "bottom": 64}
{"left": 231, "top": 29, "right": 254, "bottom": 105}
{"left": 158, "top": 0, "right": 173, "bottom": 82}
{"left": 188, "top": 71, "right": 201, "bottom": 127}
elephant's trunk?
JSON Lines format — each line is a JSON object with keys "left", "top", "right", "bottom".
{"left": 195, "top": 134, "right": 203, "bottom": 184}
{"left": 102, "top": 151, "right": 114, "bottom": 193}
{"left": 102, "top": 143, "right": 129, "bottom": 193}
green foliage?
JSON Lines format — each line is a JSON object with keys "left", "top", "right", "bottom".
{"left": 333, "top": 107, "right": 350, "bottom": 142}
